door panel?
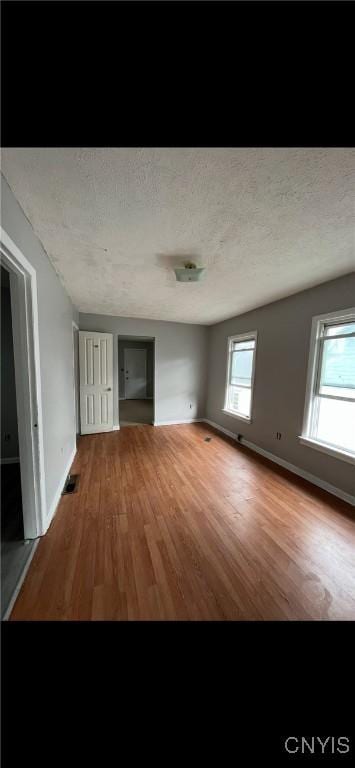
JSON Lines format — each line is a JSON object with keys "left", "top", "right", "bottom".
{"left": 79, "top": 331, "right": 113, "bottom": 434}
{"left": 124, "top": 348, "right": 147, "bottom": 399}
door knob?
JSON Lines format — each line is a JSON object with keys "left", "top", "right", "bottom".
{"left": 106, "top": 387, "right": 112, "bottom": 391}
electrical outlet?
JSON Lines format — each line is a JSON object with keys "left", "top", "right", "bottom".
{"left": 189, "top": 403, "right": 192, "bottom": 409}
{"left": 276, "top": 432, "right": 282, "bottom": 440}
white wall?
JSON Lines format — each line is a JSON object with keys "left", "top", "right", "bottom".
{"left": 1, "top": 175, "right": 78, "bottom": 526}
{"left": 79, "top": 314, "right": 208, "bottom": 426}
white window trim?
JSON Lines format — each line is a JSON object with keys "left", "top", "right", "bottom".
{"left": 299, "top": 306, "right": 355, "bottom": 465}
{"left": 223, "top": 330, "right": 257, "bottom": 423}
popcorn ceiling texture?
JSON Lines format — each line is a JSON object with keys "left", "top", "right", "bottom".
{"left": 2, "top": 148, "right": 354, "bottom": 324}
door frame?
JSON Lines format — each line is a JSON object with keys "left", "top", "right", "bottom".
{"left": 118, "top": 336, "right": 156, "bottom": 426}
{"left": 123, "top": 347, "right": 147, "bottom": 399}
{"left": 0, "top": 228, "right": 46, "bottom": 538}
{"left": 72, "top": 321, "right": 80, "bottom": 439}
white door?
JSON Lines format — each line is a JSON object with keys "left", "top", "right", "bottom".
{"left": 124, "top": 348, "right": 147, "bottom": 399}
{"left": 79, "top": 331, "right": 113, "bottom": 434}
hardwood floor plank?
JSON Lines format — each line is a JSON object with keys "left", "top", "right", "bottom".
{"left": 10, "top": 423, "right": 355, "bottom": 621}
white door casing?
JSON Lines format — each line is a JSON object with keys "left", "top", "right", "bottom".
{"left": 124, "top": 348, "right": 147, "bottom": 399}
{"left": 72, "top": 322, "right": 80, "bottom": 436}
{"left": 0, "top": 228, "right": 47, "bottom": 538}
{"left": 79, "top": 331, "right": 113, "bottom": 434}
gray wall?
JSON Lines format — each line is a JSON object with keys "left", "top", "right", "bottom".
{"left": 206, "top": 272, "right": 355, "bottom": 497}
{"left": 1, "top": 175, "right": 78, "bottom": 518}
{"left": 79, "top": 314, "right": 208, "bottom": 426}
{"left": 1, "top": 268, "right": 19, "bottom": 460}
{"left": 118, "top": 339, "right": 154, "bottom": 399}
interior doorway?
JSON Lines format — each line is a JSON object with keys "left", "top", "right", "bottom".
{"left": 72, "top": 322, "right": 80, "bottom": 439}
{"left": 1, "top": 231, "right": 46, "bottom": 619}
{"left": 1, "top": 266, "right": 36, "bottom": 618}
{"left": 118, "top": 337, "right": 155, "bottom": 427}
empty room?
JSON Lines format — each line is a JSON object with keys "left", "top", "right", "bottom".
{"left": 1, "top": 148, "right": 354, "bottom": 621}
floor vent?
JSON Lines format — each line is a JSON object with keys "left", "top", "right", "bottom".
{"left": 62, "top": 474, "right": 79, "bottom": 495}
{"left": 204, "top": 437, "right": 212, "bottom": 442}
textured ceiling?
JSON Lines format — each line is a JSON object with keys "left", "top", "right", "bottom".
{"left": 2, "top": 148, "right": 355, "bottom": 325}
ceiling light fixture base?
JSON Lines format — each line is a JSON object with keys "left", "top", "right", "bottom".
{"left": 174, "top": 262, "right": 206, "bottom": 282}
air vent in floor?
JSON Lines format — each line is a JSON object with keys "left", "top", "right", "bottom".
{"left": 62, "top": 474, "right": 79, "bottom": 495}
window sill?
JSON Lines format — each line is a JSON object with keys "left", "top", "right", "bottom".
{"left": 222, "top": 409, "right": 252, "bottom": 424}
{"left": 299, "top": 436, "right": 355, "bottom": 465}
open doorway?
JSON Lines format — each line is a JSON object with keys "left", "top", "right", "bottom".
{"left": 1, "top": 231, "right": 46, "bottom": 619}
{"left": 1, "top": 266, "right": 34, "bottom": 618}
{"left": 118, "top": 337, "right": 155, "bottom": 427}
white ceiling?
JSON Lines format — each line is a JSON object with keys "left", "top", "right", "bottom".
{"left": 2, "top": 148, "right": 355, "bottom": 325}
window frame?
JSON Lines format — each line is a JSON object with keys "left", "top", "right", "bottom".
{"left": 299, "top": 307, "right": 355, "bottom": 465}
{"left": 223, "top": 330, "right": 258, "bottom": 423}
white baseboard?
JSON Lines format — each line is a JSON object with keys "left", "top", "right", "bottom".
{"left": 2, "top": 538, "right": 40, "bottom": 621}
{"left": 45, "top": 443, "right": 77, "bottom": 531}
{"left": 80, "top": 426, "right": 115, "bottom": 435}
{"left": 1, "top": 456, "right": 20, "bottom": 465}
{"left": 203, "top": 419, "right": 355, "bottom": 507}
{"left": 203, "top": 419, "right": 238, "bottom": 442}
{"left": 154, "top": 418, "right": 204, "bottom": 426}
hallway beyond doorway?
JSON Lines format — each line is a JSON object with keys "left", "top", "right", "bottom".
{"left": 119, "top": 399, "right": 153, "bottom": 426}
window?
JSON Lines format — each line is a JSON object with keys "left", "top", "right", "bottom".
{"left": 223, "top": 332, "right": 257, "bottom": 421}
{"left": 300, "top": 309, "right": 355, "bottom": 464}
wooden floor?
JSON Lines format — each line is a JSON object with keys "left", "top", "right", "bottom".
{"left": 10, "top": 424, "right": 355, "bottom": 620}
{"left": 119, "top": 398, "right": 154, "bottom": 426}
